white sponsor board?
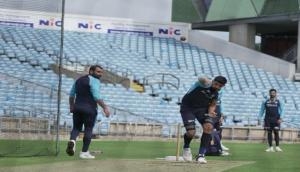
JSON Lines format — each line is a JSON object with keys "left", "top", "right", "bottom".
{"left": 0, "top": 8, "right": 189, "bottom": 41}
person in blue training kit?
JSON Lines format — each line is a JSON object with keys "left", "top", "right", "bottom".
{"left": 66, "top": 65, "right": 110, "bottom": 159}
{"left": 206, "top": 129, "right": 229, "bottom": 156}
{"left": 180, "top": 76, "right": 227, "bottom": 164}
{"left": 258, "top": 88, "right": 284, "bottom": 152}
{"left": 213, "top": 89, "right": 229, "bottom": 151}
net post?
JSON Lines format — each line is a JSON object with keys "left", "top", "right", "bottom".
{"left": 176, "top": 123, "right": 181, "bottom": 161}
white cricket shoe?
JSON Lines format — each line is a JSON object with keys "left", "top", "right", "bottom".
{"left": 79, "top": 151, "right": 95, "bottom": 159}
{"left": 275, "top": 146, "right": 283, "bottom": 152}
{"left": 221, "top": 143, "right": 229, "bottom": 151}
{"left": 66, "top": 140, "right": 76, "bottom": 156}
{"left": 220, "top": 151, "right": 230, "bottom": 156}
{"left": 196, "top": 155, "right": 207, "bottom": 164}
{"left": 265, "top": 147, "right": 274, "bottom": 152}
{"left": 182, "top": 148, "right": 193, "bottom": 162}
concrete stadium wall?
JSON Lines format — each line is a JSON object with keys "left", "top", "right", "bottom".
{"left": 93, "top": 122, "right": 299, "bottom": 142}
{"left": 222, "top": 126, "right": 299, "bottom": 142}
{"left": 0, "top": 118, "right": 299, "bottom": 142}
{"left": 0, "top": 117, "right": 51, "bottom": 135}
{"left": 188, "top": 30, "right": 296, "bottom": 79}
{"left": 108, "top": 122, "right": 162, "bottom": 137}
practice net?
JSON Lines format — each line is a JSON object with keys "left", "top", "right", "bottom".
{"left": 0, "top": 0, "right": 65, "bottom": 157}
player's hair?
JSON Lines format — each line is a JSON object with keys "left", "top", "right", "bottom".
{"left": 89, "top": 65, "right": 103, "bottom": 73}
{"left": 269, "top": 88, "right": 277, "bottom": 93}
{"left": 213, "top": 76, "right": 227, "bottom": 85}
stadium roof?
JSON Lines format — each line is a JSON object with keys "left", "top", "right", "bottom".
{"left": 173, "top": 0, "right": 300, "bottom": 35}
{"left": 192, "top": 12, "right": 300, "bottom": 35}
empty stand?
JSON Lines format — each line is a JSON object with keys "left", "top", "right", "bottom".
{"left": 1, "top": 25, "right": 300, "bottom": 129}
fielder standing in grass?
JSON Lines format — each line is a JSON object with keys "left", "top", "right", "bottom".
{"left": 180, "top": 76, "right": 227, "bottom": 164}
{"left": 259, "top": 88, "right": 284, "bottom": 152}
{"left": 66, "top": 65, "right": 110, "bottom": 159}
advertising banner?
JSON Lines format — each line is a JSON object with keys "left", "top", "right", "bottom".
{"left": 0, "top": 8, "right": 189, "bottom": 41}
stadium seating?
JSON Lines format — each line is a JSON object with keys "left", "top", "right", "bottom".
{"left": 1, "top": 25, "right": 300, "bottom": 129}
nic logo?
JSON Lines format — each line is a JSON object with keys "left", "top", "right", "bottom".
{"left": 39, "top": 18, "right": 61, "bottom": 27}
{"left": 158, "top": 27, "right": 181, "bottom": 36}
{"left": 78, "top": 21, "right": 101, "bottom": 30}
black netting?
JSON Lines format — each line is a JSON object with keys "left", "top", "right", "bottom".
{"left": 0, "top": 0, "right": 64, "bottom": 157}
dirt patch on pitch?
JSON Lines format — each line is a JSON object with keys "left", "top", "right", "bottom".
{"left": 0, "top": 159, "right": 254, "bottom": 172}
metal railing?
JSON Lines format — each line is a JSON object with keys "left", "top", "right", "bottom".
{"left": 142, "top": 73, "right": 180, "bottom": 90}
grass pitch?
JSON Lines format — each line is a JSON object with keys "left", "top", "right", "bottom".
{"left": 0, "top": 140, "right": 299, "bottom": 172}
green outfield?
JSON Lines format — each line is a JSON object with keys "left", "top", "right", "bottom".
{"left": 0, "top": 140, "right": 300, "bottom": 172}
